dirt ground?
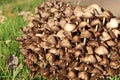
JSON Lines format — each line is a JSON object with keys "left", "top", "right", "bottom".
{"left": 56, "top": 0, "right": 120, "bottom": 17}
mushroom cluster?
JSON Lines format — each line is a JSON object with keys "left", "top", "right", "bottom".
{"left": 17, "top": 1, "right": 120, "bottom": 80}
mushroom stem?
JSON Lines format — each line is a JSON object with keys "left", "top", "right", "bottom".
{"left": 82, "top": 28, "right": 85, "bottom": 31}
{"left": 76, "top": 58, "right": 79, "bottom": 60}
{"left": 65, "top": 48, "right": 68, "bottom": 52}
{"left": 87, "top": 19, "right": 89, "bottom": 23}
{"left": 103, "top": 17, "right": 106, "bottom": 25}
{"left": 75, "top": 43, "right": 78, "bottom": 46}
{"left": 83, "top": 38, "right": 87, "bottom": 45}
{"left": 53, "top": 71, "right": 55, "bottom": 75}
{"left": 94, "top": 25, "right": 98, "bottom": 32}
{"left": 44, "top": 48, "right": 47, "bottom": 53}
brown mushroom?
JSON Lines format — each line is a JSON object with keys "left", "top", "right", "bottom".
{"left": 90, "top": 19, "right": 101, "bottom": 32}
{"left": 49, "top": 47, "right": 57, "bottom": 55}
{"left": 79, "top": 21, "right": 90, "bottom": 31}
{"left": 95, "top": 46, "right": 108, "bottom": 55}
{"left": 82, "top": 12, "right": 93, "bottom": 23}
{"left": 78, "top": 71, "right": 89, "bottom": 80}
{"left": 67, "top": 70, "right": 76, "bottom": 79}
{"left": 112, "top": 29, "right": 120, "bottom": 38}
{"left": 86, "top": 46, "right": 94, "bottom": 54}
{"left": 74, "top": 50, "right": 82, "bottom": 59}
{"left": 74, "top": 6, "right": 84, "bottom": 17}
{"left": 85, "top": 4, "right": 102, "bottom": 15}
{"left": 99, "top": 56, "right": 108, "bottom": 66}
{"left": 64, "top": 23, "right": 76, "bottom": 32}
{"left": 56, "top": 30, "right": 65, "bottom": 40}
{"left": 87, "top": 40, "right": 99, "bottom": 47}
{"left": 80, "top": 30, "right": 93, "bottom": 45}
{"left": 106, "top": 18, "right": 119, "bottom": 29}
{"left": 60, "top": 38, "right": 71, "bottom": 48}
{"left": 106, "top": 40, "right": 116, "bottom": 47}
{"left": 50, "top": 25, "right": 60, "bottom": 32}
{"left": 100, "top": 11, "right": 113, "bottom": 25}
{"left": 80, "top": 54, "right": 97, "bottom": 64}
{"left": 95, "top": 54, "right": 102, "bottom": 63}
{"left": 47, "top": 35, "right": 57, "bottom": 45}
{"left": 110, "top": 61, "right": 120, "bottom": 69}
{"left": 64, "top": 6, "right": 73, "bottom": 17}
{"left": 100, "top": 32, "right": 111, "bottom": 41}
{"left": 72, "top": 35, "right": 80, "bottom": 43}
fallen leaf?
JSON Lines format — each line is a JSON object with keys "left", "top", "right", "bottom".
{"left": 6, "top": 54, "right": 19, "bottom": 73}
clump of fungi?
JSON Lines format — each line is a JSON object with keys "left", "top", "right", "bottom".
{"left": 17, "top": 1, "right": 120, "bottom": 80}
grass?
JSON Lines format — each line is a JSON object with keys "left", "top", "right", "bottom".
{"left": 0, "top": 0, "right": 45, "bottom": 80}
{"left": 0, "top": 0, "right": 120, "bottom": 80}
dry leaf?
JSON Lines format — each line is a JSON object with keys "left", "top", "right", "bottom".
{"left": 6, "top": 54, "right": 19, "bottom": 73}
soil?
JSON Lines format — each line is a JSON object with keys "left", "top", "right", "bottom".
{"left": 55, "top": 0, "right": 120, "bottom": 17}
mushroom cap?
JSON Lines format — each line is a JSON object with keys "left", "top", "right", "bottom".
{"left": 95, "top": 54, "right": 102, "bottom": 62}
{"left": 56, "top": 30, "right": 65, "bottom": 39}
{"left": 80, "top": 54, "right": 97, "bottom": 64}
{"left": 99, "top": 56, "right": 108, "bottom": 66}
{"left": 64, "top": 23, "right": 76, "bottom": 32}
{"left": 49, "top": 47, "right": 57, "bottom": 54}
{"left": 106, "top": 40, "right": 116, "bottom": 47}
{"left": 64, "top": 7, "right": 73, "bottom": 17}
{"left": 72, "top": 35, "right": 80, "bottom": 43}
{"left": 110, "top": 61, "right": 120, "bottom": 69}
{"left": 79, "top": 21, "right": 90, "bottom": 28}
{"left": 78, "top": 71, "right": 89, "bottom": 80}
{"left": 112, "top": 29, "right": 120, "bottom": 38}
{"left": 87, "top": 40, "right": 99, "bottom": 47}
{"left": 82, "top": 12, "right": 93, "bottom": 18}
{"left": 47, "top": 35, "right": 57, "bottom": 45}
{"left": 100, "top": 31, "right": 111, "bottom": 41}
{"left": 106, "top": 18, "right": 119, "bottom": 29}
{"left": 50, "top": 25, "right": 60, "bottom": 31}
{"left": 90, "top": 19, "right": 101, "bottom": 26}
{"left": 101, "top": 10, "right": 113, "bottom": 18}
{"left": 74, "top": 6, "right": 84, "bottom": 17}
{"left": 95, "top": 46, "right": 109, "bottom": 55}
{"left": 60, "top": 38, "right": 71, "bottom": 48}
{"left": 80, "top": 30, "right": 93, "bottom": 38}
{"left": 85, "top": 4, "right": 102, "bottom": 15}
{"left": 68, "top": 71, "right": 76, "bottom": 79}
{"left": 86, "top": 46, "right": 93, "bottom": 54}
